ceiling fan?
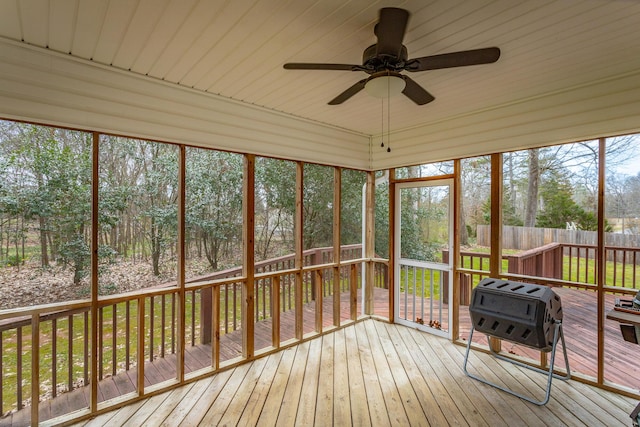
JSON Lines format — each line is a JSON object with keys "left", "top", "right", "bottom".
{"left": 283, "top": 7, "right": 500, "bottom": 105}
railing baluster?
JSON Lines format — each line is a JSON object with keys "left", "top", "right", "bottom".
{"left": 126, "top": 301, "right": 131, "bottom": 370}
{"left": 52, "top": 317, "right": 57, "bottom": 398}
{"left": 438, "top": 271, "right": 443, "bottom": 326}
{"left": 171, "top": 294, "right": 176, "bottom": 354}
{"left": 16, "top": 326, "right": 22, "bottom": 410}
{"left": 161, "top": 294, "right": 166, "bottom": 358}
{"left": 421, "top": 269, "right": 425, "bottom": 322}
{"left": 149, "top": 296, "right": 154, "bottom": 362}
{"left": 188, "top": 291, "right": 196, "bottom": 347}
{"left": 350, "top": 264, "right": 357, "bottom": 320}
{"left": 584, "top": 247, "right": 589, "bottom": 283}
{"left": 568, "top": 246, "right": 573, "bottom": 281}
{"left": 622, "top": 248, "right": 628, "bottom": 288}
{"left": 287, "top": 275, "right": 292, "bottom": 312}
{"left": 262, "top": 278, "right": 267, "bottom": 319}
{"left": 233, "top": 284, "right": 238, "bottom": 332}
{"left": 98, "top": 307, "right": 103, "bottom": 380}
{"left": 613, "top": 249, "right": 618, "bottom": 286}
{"left": 634, "top": 251, "right": 637, "bottom": 289}
{"left": 224, "top": 284, "right": 229, "bottom": 334}
{"left": 31, "top": 315, "right": 40, "bottom": 426}
{"left": 112, "top": 304, "right": 117, "bottom": 376}
{"left": 68, "top": 314, "right": 73, "bottom": 393}
{"left": 255, "top": 280, "right": 260, "bottom": 323}
{"left": 412, "top": 266, "right": 416, "bottom": 322}
{"left": 212, "top": 286, "right": 220, "bottom": 370}
{"left": 137, "top": 296, "right": 145, "bottom": 396}
{"left": 404, "top": 265, "right": 408, "bottom": 320}
{"left": 576, "top": 247, "right": 581, "bottom": 283}
{"left": 430, "top": 269, "right": 434, "bottom": 323}
{"left": 0, "top": 331, "right": 3, "bottom": 413}
{"left": 83, "top": 311, "right": 89, "bottom": 386}
{"left": 272, "top": 277, "right": 281, "bottom": 347}
{"left": 191, "top": 290, "right": 196, "bottom": 346}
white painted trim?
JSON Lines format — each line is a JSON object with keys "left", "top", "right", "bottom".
{"left": 0, "top": 38, "right": 371, "bottom": 169}
{"left": 372, "top": 70, "right": 640, "bottom": 170}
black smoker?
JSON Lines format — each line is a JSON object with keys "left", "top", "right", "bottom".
{"left": 463, "top": 278, "right": 571, "bottom": 405}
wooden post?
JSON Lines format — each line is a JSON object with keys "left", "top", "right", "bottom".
{"left": 365, "top": 171, "right": 375, "bottom": 315}
{"left": 597, "top": 137, "right": 606, "bottom": 384}
{"left": 177, "top": 145, "right": 186, "bottom": 381}
{"left": 243, "top": 154, "right": 255, "bottom": 359}
{"left": 489, "top": 153, "right": 503, "bottom": 353}
{"left": 333, "top": 168, "right": 342, "bottom": 327}
{"left": 452, "top": 159, "right": 461, "bottom": 340}
{"left": 90, "top": 132, "right": 99, "bottom": 412}
{"left": 295, "top": 162, "right": 304, "bottom": 339}
{"left": 388, "top": 169, "right": 396, "bottom": 322}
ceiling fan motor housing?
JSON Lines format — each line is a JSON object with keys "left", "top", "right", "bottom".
{"left": 362, "top": 44, "right": 408, "bottom": 72}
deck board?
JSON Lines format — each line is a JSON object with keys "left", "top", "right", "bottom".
{"left": 76, "top": 318, "right": 638, "bottom": 427}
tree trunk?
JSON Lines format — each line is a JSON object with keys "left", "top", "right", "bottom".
{"left": 524, "top": 149, "right": 540, "bottom": 227}
{"left": 40, "top": 216, "right": 49, "bottom": 267}
{"left": 459, "top": 197, "right": 469, "bottom": 246}
{"left": 150, "top": 217, "right": 161, "bottom": 276}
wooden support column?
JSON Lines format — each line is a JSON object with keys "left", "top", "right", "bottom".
{"left": 364, "top": 171, "right": 375, "bottom": 315}
{"left": 176, "top": 145, "right": 186, "bottom": 380}
{"left": 489, "top": 153, "right": 503, "bottom": 353}
{"left": 388, "top": 169, "right": 396, "bottom": 323}
{"left": 295, "top": 162, "right": 304, "bottom": 340}
{"left": 333, "top": 167, "right": 342, "bottom": 327}
{"left": 90, "top": 132, "right": 99, "bottom": 412}
{"left": 243, "top": 154, "right": 255, "bottom": 359}
{"left": 597, "top": 137, "right": 606, "bottom": 384}
{"left": 452, "top": 160, "right": 461, "bottom": 340}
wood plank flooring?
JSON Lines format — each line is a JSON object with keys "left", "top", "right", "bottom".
{"left": 77, "top": 319, "right": 638, "bottom": 427}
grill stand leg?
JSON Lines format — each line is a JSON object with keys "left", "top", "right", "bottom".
{"left": 463, "top": 321, "right": 571, "bottom": 405}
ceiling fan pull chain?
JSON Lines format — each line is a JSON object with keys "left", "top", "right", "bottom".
{"left": 380, "top": 97, "right": 385, "bottom": 147}
{"left": 387, "top": 81, "right": 391, "bottom": 152}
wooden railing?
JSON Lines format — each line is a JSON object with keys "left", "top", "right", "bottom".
{"left": 449, "top": 242, "right": 640, "bottom": 305}
{"left": 0, "top": 245, "right": 387, "bottom": 423}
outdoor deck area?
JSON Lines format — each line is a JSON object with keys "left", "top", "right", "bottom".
{"left": 1, "top": 286, "right": 639, "bottom": 426}
{"left": 79, "top": 319, "right": 637, "bottom": 427}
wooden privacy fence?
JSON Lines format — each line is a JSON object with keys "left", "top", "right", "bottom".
{"left": 478, "top": 225, "right": 640, "bottom": 262}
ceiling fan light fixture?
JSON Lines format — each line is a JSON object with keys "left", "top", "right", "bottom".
{"left": 365, "top": 74, "right": 405, "bottom": 98}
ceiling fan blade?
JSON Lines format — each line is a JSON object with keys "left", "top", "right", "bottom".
{"left": 375, "top": 8, "right": 409, "bottom": 59}
{"left": 284, "top": 63, "right": 363, "bottom": 71}
{"left": 401, "top": 75, "right": 435, "bottom": 105}
{"left": 406, "top": 47, "right": 501, "bottom": 72}
{"left": 328, "top": 79, "right": 367, "bottom": 105}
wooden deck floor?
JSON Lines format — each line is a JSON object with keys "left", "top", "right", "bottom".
{"left": 77, "top": 319, "right": 638, "bottom": 427}
{"left": 2, "top": 286, "right": 639, "bottom": 426}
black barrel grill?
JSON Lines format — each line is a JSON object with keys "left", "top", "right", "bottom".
{"left": 463, "top": 278, "right": 571, "bottom": 405}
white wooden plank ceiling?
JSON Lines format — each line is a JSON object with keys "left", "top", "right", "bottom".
{"left": 1, "top": 0, "right": 639, "bottom": 148}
